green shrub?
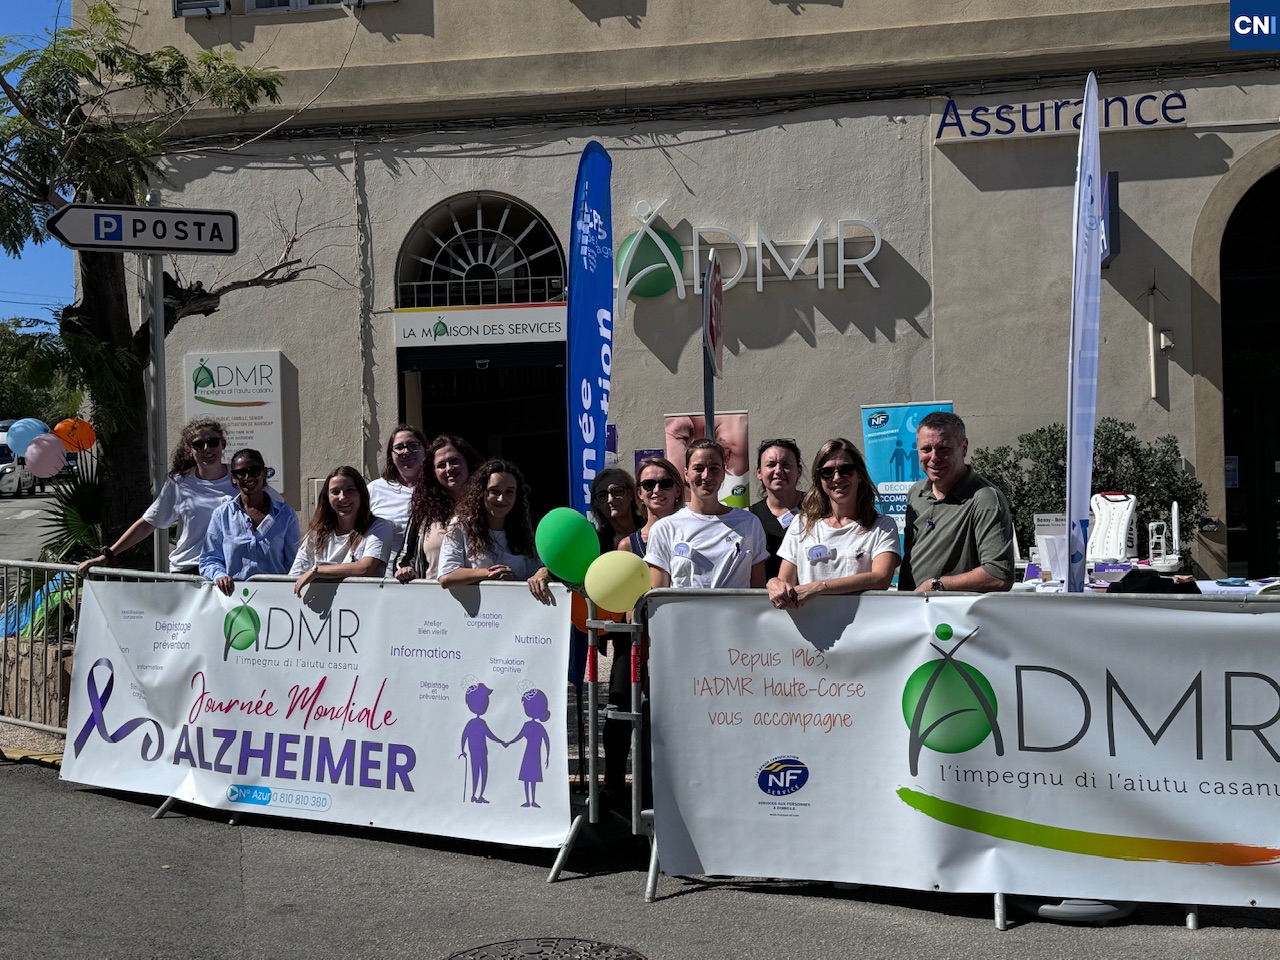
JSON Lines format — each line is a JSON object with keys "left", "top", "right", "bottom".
{"left": 970, "top": 418, "right": 1207, "bottom": 560}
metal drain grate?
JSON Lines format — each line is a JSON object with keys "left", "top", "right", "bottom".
{"left": 444, "top": 940, "right": 648, "bottom": 960}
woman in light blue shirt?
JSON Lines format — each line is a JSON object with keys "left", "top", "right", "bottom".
{"left": 200, "top": 448, "right": 300, "bottom": 595}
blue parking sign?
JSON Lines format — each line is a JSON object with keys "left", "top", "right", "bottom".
{"left": 94, "top": 213, "right": 122, "bottom": 242}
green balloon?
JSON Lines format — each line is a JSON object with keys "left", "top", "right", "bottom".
{"left": 617, "top": 229, "right": 683, "bottom": 298}
{"left": 535, "top": 508, "right": 600, "bottom": 583}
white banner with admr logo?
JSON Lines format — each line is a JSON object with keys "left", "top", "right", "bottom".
{"left": 647, "top": 591, "right": 1280, "bottom": 906}
{"left": 62, "top": 581, "right": 572, "bottom": 848}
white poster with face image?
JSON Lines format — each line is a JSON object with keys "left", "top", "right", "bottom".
{"left": 647, "top": 590, "right": 1280, "bottom": 907}
{"left": 62, "top": 581, "right": 572, "bottom": 848}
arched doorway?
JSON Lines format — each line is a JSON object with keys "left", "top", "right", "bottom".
{"left": 394, "top": 193, "right": 568, "bottom": 522}
{"left": 1221, "top": 171, "right": 1280, "bottom": 577}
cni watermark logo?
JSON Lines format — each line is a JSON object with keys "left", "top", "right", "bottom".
{"left": 1231, "top": 3, "right": 1280, "bottom": 48}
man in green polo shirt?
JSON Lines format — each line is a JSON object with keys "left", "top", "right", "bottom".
{"left": 898, "top": 411, "right": 1015, "bottom": 593}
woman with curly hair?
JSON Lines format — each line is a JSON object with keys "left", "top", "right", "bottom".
{"left": 767, "top": 437, "right": 899, "bottom": 609}
{"left": 395, "top": 435, "right": 481, "bottom": 582}
{"left": 290, "top": 466, "right": 397, "bottom": 596}
{"left": 437, "top": 458, "right": 553, "bottom": 605}
{"left": 78, "top": 418, "right": 236, "bottom": 575}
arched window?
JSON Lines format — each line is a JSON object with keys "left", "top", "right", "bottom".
{"left": 396, "top": 193, "right": 566, "bottom": 308}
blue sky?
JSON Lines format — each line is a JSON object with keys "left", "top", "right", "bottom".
{"left": 1, "top": 2, "right": 76, "bottom": 323}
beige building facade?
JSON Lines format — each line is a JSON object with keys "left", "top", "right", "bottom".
{"left": 102, "top": 1, "right": 1280, "bottom": 576}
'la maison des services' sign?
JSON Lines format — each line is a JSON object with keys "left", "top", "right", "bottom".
{"left": 934, "top": 89, "right": 1188, "bottom": 142}
{"left": 395, "top": 303, "right": 565, "bottom": 348}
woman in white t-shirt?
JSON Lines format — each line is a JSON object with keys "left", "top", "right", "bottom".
{"left": 438, "top": 459, "right": 554, "bottom": 605}
{"left": 395, "top": 434, "right": 480, "bottom": 582}
{"left": 77, "top": 418, "right": 235, "bottom": 576}
{"left": 367, "top": 424, "right": 427, "bottom": 558}
{"left": 768, "top": 437, "right": 900, "bottom": 609}
{"left": 291, "top": 466, "right": 395, "bottom": 596}
{"left": 646, "top": 439, "right": 768, "bottom": 590}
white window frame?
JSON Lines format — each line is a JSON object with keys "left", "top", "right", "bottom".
{"left": 173, "top": 0, "right": 227, "bottom": 16}
{"left": 246, "top": 0, "right": 342, "bottom": 12}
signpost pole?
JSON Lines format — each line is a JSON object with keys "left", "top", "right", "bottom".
{"left": 148, "top": 192, "right": 167, "bottom": 573}
{"left": 702, "top": 251, "right": 723, "bottom": 441}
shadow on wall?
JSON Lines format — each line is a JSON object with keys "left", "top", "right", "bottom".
{"left": 279, "top": 354, "right": 300, "bottom": 509}
{"left": 182, "top": 1, "right": 435, "bottom": 48}
{"left": 570, "top": 0, "right": 645, "bottom": 27}
{"left": 938, "top": 129, "right": 1231, "bottom": 192}
{"left": 629, "top": 237, "right": 931, "bottom": 373}
{"left": 770, "top": 0, "right": 845, "bottom": 11}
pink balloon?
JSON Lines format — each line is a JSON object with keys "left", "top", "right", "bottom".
{"left": 25, "top": 433, "right": 67, "bottom": 478}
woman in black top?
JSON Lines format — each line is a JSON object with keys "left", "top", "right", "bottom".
{"left": 748, "top": 438, "right": 805, "bottom": 579}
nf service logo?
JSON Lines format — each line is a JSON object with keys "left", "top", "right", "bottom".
{"left": 757, "top": 756, "right": 810, "bottom": 796}
{"left": 1231, "top": 3, "right": 1280, "bottom": 48}
{"left": 901, "top": 623, "right": 1003, "bottom": 776}
{"left": 867, "top": 411, "right": 889, "bottom": 429}
{"left": 223, "top": 588, "right": 261, "bottom": 658}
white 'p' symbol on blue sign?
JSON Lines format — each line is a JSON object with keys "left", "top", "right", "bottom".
{"left": 94, "top": 214, "right": 122, "bottom": 242}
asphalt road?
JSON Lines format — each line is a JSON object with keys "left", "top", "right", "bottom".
{"left": 1, "top": 761, "right": 1277, "bottom": 960}
{"left": 0, "top": 489, "right": 53, "bottom": 563}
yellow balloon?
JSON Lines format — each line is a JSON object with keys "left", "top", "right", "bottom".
{"left": 584, "top": 551, "right": 651, "bottom": 615}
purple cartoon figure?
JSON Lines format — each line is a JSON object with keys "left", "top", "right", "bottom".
{"left": 459, "top": 677, "right": 503, "bottom": 804}
{"left": 506, "top": 684, "right": 551, "bottom": 808}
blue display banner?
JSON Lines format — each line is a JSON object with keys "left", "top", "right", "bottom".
{"left": 860, "top": 402, "right": 954, "bottom": 555}
{"left": 566, "top": 142, "right": 614, "bottom": 515}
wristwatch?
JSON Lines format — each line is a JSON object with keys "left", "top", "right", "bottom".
{"left": 931, "top": 576, "right": 945, "bottom": 592}
{"left": 101, "top": 545, "right": 116, "bottom": 563}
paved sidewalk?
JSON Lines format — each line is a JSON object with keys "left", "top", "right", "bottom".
{"left": 3, "top": 761, "right": 1279, "bottom": 960}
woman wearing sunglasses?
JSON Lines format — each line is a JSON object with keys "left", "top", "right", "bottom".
{"left": 590, "top": 467, "right": 645, "bottom": 553}
{"left": 621, "top": 457, "right": 685, "bottom": 556}
{"left": 749, "top": 438, "right": 805, "bottom": 580}
{"left": 768, "top": 438, "right": 899, "bottom": 609}
{"left": 78, "top": 418, "right": 236, "bottom": 576}
{"left": 647, "top": 439, "right": 767, "bottom": 590}
{"left": 200, "top": 448, "right": 301, "bottom": 596}
{"left": 368, "top": 424, "right": 429, "bottom": 558}
{"left": 290, "top": 466, "right": 396, "bottom": 596}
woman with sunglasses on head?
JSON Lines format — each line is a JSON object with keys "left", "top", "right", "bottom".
{"left": 749, "top": 438, "right": 805, "bottom": 580}
{"left": 78, "top": 418, "right": 236, "bottom": 576}
{"left": 368, "top": 424, "right": 429, "bottom": 558}
{"left": 395, "top": 435, "right": 482, "bottom": 582}
{"left": 438, "top": 459, "right": 554, "bottom": 605}
{"left": 647, "top": 439, "right": 767, "bottom": 590}
{"left": 200, "top": 448, "right": 301, "bottom": 596}
{"left": 768, "top": 438, "right": 900, "bottom": 609}
{"left": 290, "top": 466, "right": 396, "bottom": 597}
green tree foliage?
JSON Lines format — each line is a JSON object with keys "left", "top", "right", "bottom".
{"left": 0, "top": 3, "right": 281, "bottom": 537}
{"left": 971, "top": 418, "right": 1208, "bottom": 560}
{"left": 0, "top": 318, "right": 82, "bottom": 424}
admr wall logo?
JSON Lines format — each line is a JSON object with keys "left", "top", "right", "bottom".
{"left": 901, "top": 623, "right": 1003, "bottom": 776}
{"left": 191, "top": 357, "right": 271, "bottom": 408}
{"left": 867, "top": 411, "right": 890, "bottom": 429}
{"left": 757, "top": 756, "right": 810, "bottom": 796}
{"left": 1231, "top": 3, "right": 1280, "bottom": 48}
{"left": 223, "top": 588, "right": 261, "bottom": 659}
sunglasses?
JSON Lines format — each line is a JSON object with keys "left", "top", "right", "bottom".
{"left": 639, "top": 477, "right": 676, "bottom": 492}
{"left": 758, "top": 437, "right": 798, "bottom": 454}
{"left": 818, "top": 463, "right": 858, "bottom": 481}
{"left": 593, "top": 486, "right": 630, "bottom": 502}
{"left": 191, "top": 438, "right": 224, "bottom": 450}
{"left": 232, "top": 465, "right": 264, "bottom": 480}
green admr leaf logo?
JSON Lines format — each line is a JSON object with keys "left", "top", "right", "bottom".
{"left": 223, "top": 588, "right": 261, "bottom": 659}
{"left": 432, "top": 319, "right": 448, "bottom": 338}
{"left": 192, "top": 359, "right": 215, "bottom": 391}
{"left": 901, "top": 623, "right": 1003, "bottom": 775}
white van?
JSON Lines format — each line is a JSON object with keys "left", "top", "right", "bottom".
{"left": 0, "top": 420, "right": 38, "bottom": 497}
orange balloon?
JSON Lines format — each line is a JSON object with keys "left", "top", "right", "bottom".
{"left": 53, "top": 418, "right": 96, "bottom": 452}
{"left": 571, "top": 591, "right": 625, "bottom": 633}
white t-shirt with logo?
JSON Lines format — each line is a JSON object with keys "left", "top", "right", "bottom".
{"left": 142, "top": 470, "right": 236, "bottom": 571}
{"left": 438, "top": 521, "right": 544, "bottom": 581}
{"left": 288, "top": 517, "right": 397, "bottom": 576}
{"left": 645, "top": 506, "right": 767, "bottom": 589}
{"left": 777, "top": 514, "right": 900, "bottom": 585}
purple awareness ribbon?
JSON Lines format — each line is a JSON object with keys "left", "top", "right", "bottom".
{"left": 73, "top": 658, "right": 165, "bottom": 761}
